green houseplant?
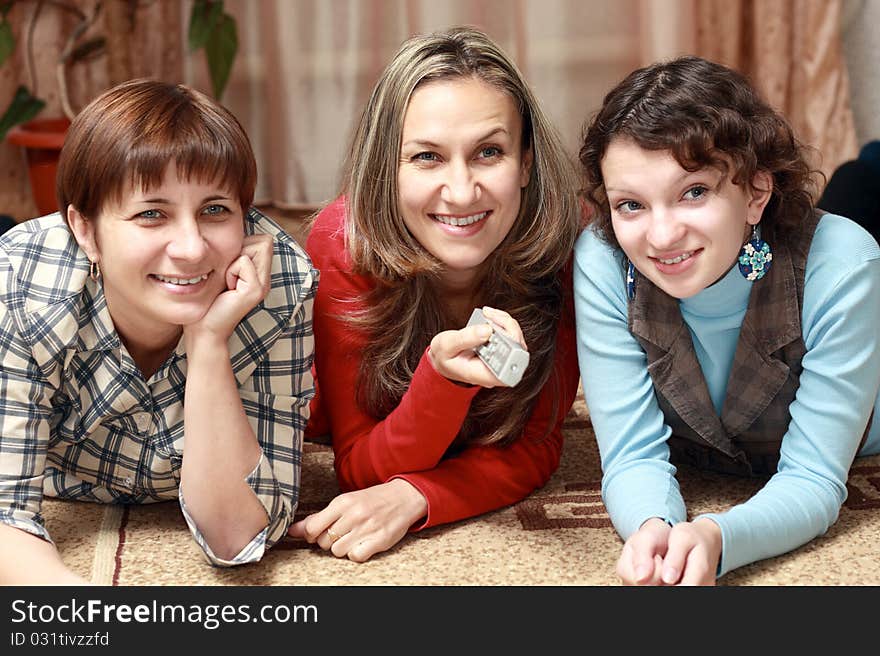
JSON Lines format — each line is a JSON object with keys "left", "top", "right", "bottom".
{"left": 0, "top": 0, "right": 239, "bottom": 216}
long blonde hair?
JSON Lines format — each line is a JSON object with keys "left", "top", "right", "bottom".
{"left": 342, "top": 26, "right": 581, "bottom": 446}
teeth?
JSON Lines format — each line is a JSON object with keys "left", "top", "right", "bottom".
{"left": 432, "top": 212, "right": 488, "bottom": 226}
{"left": 658, "top": 251, "right": 693, "bottom": 265}
{"left": 154, "top": 273, "right": 208, "bottom": 285}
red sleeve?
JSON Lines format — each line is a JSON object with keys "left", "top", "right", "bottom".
{"left": 306, "top": 198, "right": 479, "bottom": 491}
{"left": 395, "top": 299, "right": 580, "bottom": 528}
{"left": 306, "top": 197, "right": 580, "bottom": 528}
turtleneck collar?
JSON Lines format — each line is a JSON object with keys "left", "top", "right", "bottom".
{"left": 679, "top": 262, "right": 753, "bottom": 319}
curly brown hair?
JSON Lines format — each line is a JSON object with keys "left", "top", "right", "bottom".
{"left": 579, "top": 56, "right": 820, "bottom": 249}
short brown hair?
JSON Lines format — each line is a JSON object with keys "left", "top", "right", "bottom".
{"left": 57, "top": 79, "right": 256, "bottom": 219}
{"left": 579, "top": 56, "right": 819, "bottom": 249}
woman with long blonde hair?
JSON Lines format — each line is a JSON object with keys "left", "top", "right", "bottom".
{"left": 290, "top": 26, "right": 583, "bottom": 562}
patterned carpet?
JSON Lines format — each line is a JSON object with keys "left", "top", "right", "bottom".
{"left": 43, "top": 391, "right": 880, "bottom": 586}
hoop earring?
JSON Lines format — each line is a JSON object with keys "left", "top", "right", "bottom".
{"left": 626, "top": 259, "right": 636, "bottom": 300}
{"left": 737, "top": 224, "right": 772, "bottom": 281}
{"left": 89, "top": 260, "right": 101, "bottom": 282}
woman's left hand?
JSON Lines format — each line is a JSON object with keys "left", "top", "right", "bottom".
{"left": 186, "top": 234, "right": 273, "bottom": 341}
{"left": 288, "top": 479, "right": 428, "bottom": 562}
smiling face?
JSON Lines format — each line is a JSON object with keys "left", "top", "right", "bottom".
{"left": 69, "top": 165, "right": 245, "bottom": 352}
{"left": 601, "top": 138, "right": 772, "bottom": 299}
{"left": 396, "top": 76, "right": 533, "bottom": 291}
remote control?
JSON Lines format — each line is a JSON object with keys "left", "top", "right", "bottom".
{"left": 466, "top": 308, "right": 530, "bottom": 387}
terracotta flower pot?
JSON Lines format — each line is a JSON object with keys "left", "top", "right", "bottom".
{"left": 6, "top": 117, "right": 71, "bottom": 217}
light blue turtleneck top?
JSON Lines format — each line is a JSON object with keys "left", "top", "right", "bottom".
{"left": 573, "top": 213, "right": 880, "bottom": 577}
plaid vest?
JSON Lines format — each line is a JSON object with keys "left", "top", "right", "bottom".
{"left": 628, "top": 210, "right": 827, "bottom": 477}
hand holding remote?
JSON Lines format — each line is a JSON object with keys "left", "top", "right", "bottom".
{"left": 427, "top": 306, "right": 529, "bottom": 388}
{"left": 466, "top": 307, "right": 530, "bottom": 387}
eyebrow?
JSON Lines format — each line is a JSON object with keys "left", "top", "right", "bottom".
{"left": 606, "top": 168, "right": 719, "bottom": 194}
{"left": 401, "top": 126, "right": 511, "bottom": 150}
{"left": 137, "top": 194, "right": 233, "bottom": 204}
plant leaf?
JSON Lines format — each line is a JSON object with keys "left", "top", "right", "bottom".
{"left": 188, "top": 0, "right": 222, "bottom": 51}
{"left": 204, "top": 12, "right": 237, "bottom": 99}
{"left": 0, "top": 86, "right": 46, "bottom": 142}
{"left": 0, "top": 18, "right": 13, "bottom": 67}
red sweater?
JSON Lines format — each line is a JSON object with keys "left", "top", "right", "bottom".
{"left": 304, "top": 197, "right": 580, "bottom": 529}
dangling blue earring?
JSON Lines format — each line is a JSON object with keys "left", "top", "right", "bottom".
{"left": 626, "top": 259, "right": 636, "bottom": 300}
{"left": 738, "top": 224, "right": 772, "bottom": 281}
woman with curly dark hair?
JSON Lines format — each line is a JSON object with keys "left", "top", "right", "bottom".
{"left": 288, "top": 27, "right": 582, "bottom": 562}
{"left": 574, "top": 56, "right": 880, "bottom": 585}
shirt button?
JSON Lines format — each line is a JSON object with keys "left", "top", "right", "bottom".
{"left": 134, "top": 412, "right": 152, "bottom": 432}
{"left": 123, "top": 476, "right": 134, "bottom": 488}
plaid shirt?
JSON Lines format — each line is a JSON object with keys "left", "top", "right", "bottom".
{"left": 0, "top": 209, "right": 317, "bottom": 567}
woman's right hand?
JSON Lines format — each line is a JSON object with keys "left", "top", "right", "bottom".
{"left": 184, "top": 234, "right": 273, "bottom": 346}
{"left": 616, "top": 517, "right": 672, "bottom": 585}
{"left": 428, "top": 306, "right": 526, "bottom": 388}
{"left": 288, "top": 478, "right": 428, "bottom": 562}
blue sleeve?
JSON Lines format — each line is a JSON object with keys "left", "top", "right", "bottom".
{"left": 573, "top": 228, "right": 687, "bottom": 539}
{"left": 698, "top": 215, "right": 880, "bottom": 576}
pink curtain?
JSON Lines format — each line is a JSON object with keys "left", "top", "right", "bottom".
{"left": 694, "top": 0, "right": 858, "bottom": 184}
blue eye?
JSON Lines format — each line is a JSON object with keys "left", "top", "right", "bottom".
{"left": 136, "top": 209, "right": 162, "bottom": 220}
{"left": 479, "top": 146, "right": 501, "bottom": 158}
{"left": 683, "top": 185, "right": 708, "bottom": 200}
{"left": 203, "top": 204, "right": 229, "bottom": 215}
{"left": 413, "top": 152, "right": 437, "bottom": 162}
{"left": 616, "top": 200, "right": 642, "bottom": 214}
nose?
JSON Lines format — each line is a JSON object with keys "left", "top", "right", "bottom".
{"left": 166, "top": 217, "right": 208, "bottom": 260}
{"left": 440, "top": 159, "right": 480, "bottom": 207}
{"left": 645, "top": 207, "right": 686, "bottom": 250}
